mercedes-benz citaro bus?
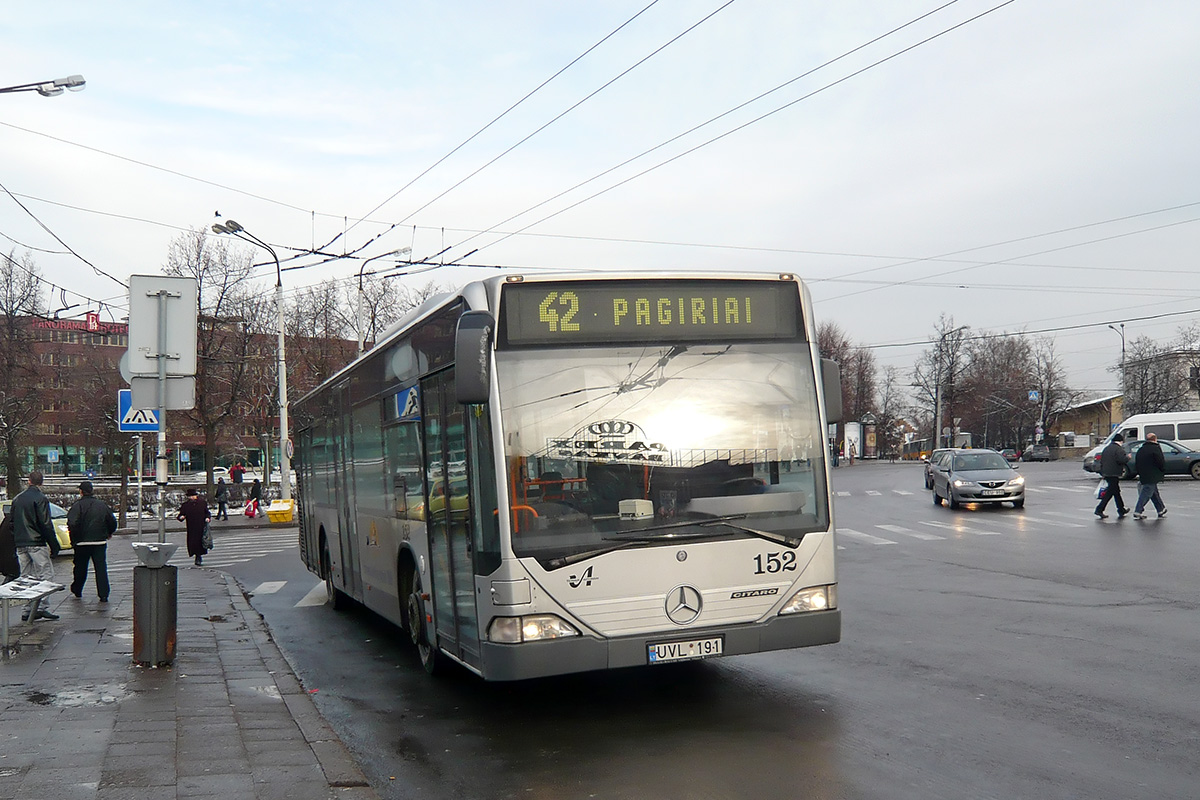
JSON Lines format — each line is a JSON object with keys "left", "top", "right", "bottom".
{"left": 293, "top": 272, "right": 843, "bottom": 680}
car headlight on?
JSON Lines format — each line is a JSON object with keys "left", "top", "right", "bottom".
{"left": 779, "top": 584, "right": 837, "bottom": 615}
{"left": 952, "top": 479, "right": 976, "bottom": 488}
{"left": 487, "top": 614, "right": 580, "bottom": 643}
{"left": 1009, "top": 475, "right": 1025, "bottom": 486}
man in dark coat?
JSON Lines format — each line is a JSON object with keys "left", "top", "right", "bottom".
{"left": 1132, "top": 433, "right": 1168, "bottom": 519}
{"left": 67, "top": 480, "right": 118, "bottom": 601}
{"left": 1094, "top": 434, "right": 1130, "bottom": 519}
{"left": 11, "top": 471, "right": 61, "bottom": 620}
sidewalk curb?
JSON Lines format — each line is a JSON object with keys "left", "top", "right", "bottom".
{"left": 221, "top": 572, "right": 377, "bottom": 797}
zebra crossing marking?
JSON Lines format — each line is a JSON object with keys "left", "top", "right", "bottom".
{"left": 892, "top": 490, "right": 914, "bottom": 496}
{"left": 837, "top": 528, "right": 897, "bottom": 545}
{"left": 296, "top": 582, "right": 328, "bottom": 607}
{"left": 920, "top": 520, "right": 1002, "bottom": 535}
{"left": 252, "top": 581, "right": 287, "bottom": 594}
{"left": 876, "top": 523, "right": 944, "bottom": 540}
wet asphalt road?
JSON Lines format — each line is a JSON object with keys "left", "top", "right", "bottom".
{"left": 235, "top": 460, "right": 1200, "bottom": 800}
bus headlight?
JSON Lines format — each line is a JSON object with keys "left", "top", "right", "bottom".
{"left": 488, "top": 614, "right": 580, "bottom": 643}
{"left": 779, "top": 584, "right": 837, "bottom": 615}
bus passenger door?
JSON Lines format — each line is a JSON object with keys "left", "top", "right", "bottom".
{"left": 334, "top": 382, "right": 362, "bottom": 599}
{"left": 421, "top": 368, "right": 481, "bottom": 669}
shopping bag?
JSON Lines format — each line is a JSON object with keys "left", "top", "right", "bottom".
{"left": 244, "top": 500, "right": 257, "bottom": 518}
{"left": 1094, "top": 481, "right": 1106, "bottom": 500}
{"left": 202, "top": 522, "right": 213, "bottom": 550}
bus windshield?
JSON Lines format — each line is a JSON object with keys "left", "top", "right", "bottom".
{"left": 495, "top": 342, "right": 830, "bottom": 567}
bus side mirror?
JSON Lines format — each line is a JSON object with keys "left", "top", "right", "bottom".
{"left": 455, "top": 310, "right": 495, "bottom": 404}
{"left": 821, "top": 358, "right": 843, "bottom": 423}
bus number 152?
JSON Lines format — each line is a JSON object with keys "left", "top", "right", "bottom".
{"left": 753, "top": 552, "right": 797, "bottom": 574}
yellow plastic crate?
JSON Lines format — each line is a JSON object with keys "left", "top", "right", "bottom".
{"left": 265, "top": 499, "right": 295, "bottom": 523}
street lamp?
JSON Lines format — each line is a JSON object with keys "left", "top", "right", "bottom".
{"left": 0, "top": 75, "right": 86, "bottom": 96}
{"left": 1107, "top": 323, "right": 1126, "bottom": 393}
{"left": 357, "top": 248, "right": 411, "bottom": 353}
{"left": 212, "top": 219, "right": 292, "bottom": 502}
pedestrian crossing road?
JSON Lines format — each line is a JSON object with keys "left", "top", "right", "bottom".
{"left": 104, "top": 527, "right": 300, "bottom": 571}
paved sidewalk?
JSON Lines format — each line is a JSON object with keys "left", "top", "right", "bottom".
{"left": 0, "top": 550, "right": 379, "bottom": 800}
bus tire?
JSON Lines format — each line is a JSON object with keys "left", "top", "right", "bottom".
{"left": 322, "top": 540, "right": 347, "bottom": 611}
{"left": 406, "top": 567, "right": 440, "bottom": 675}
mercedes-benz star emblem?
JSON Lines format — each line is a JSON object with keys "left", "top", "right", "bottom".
{"left": 665, "top": 584, "right": 703, "bottom": 625}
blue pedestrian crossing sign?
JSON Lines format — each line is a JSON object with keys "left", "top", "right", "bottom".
{"left": 118, "top": 389, "right": 160, "bottom": 432}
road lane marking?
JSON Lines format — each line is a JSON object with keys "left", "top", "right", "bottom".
{"left": 865, "top": 490, "right": 882, "bottom": 496}
{"left": 837, "top": 528, "right": 897, "bottom": 545}
{"left": 920, "top": 520, "right": 1002, "bottom": 535}
{"left": 1041, "top": 485, "right": 1089, "bottom": 493}
{"left": 892, "top": 490, "right": 914, "bottom": 496}
{"left": 252, "top": 581, "right": 288, "bottom": 594}
{"left": 295, "top": 582, "right": 329, "bottom": 607}
{"left": 836, "top": 491, "right": 851, "bottom": 497}
{"left": 876, "top": 524, "right": 944, "bottom": 540}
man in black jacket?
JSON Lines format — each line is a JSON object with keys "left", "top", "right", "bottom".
{"left": 1132, "top": 433, "right": 1168, "bottom": 520}
{"left": 11, "top": 471, "right": 61, "bottom": 620}
{"left": 67, "top": 480, "right": 118, "bottom": 601}
{"left": 1094, "top": 434, "right": 1131, "bottom": 519}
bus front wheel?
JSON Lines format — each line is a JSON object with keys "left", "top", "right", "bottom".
{"left": 406, "top": 568, "right": 440, "bottom": 675}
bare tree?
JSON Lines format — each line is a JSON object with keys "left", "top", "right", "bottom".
{"left": 0, "top": 250, "right": 46, "bottom": 488}
{"left": 1121, "top": 335, "right": 1189, "bottom": 414}
{"left": 911, "top": 316, "right": 969, "bottom": 447}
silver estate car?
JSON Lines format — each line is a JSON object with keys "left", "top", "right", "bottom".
{"left": 931, "top": 449, "right": 1025, "bottom": 509}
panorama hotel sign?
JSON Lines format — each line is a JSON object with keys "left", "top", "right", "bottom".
{"left": 34, "top": 312, "right": 128, "bottom": 335}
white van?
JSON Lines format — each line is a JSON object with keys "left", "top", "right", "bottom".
{"left": 1083, "top": 411, "right": 1200, "bottom": 461}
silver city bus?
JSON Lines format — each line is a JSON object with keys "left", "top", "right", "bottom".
{"left": 294, "top": 272, "right": 843, "bottom": 680}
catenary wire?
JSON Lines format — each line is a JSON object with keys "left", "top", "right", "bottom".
{"left": 325, "top": 0, "right": 667, "bottom": 254}
{"left": 441, "top": 0, "right": 1018, "bottom": 263}
{"left": 380, "top": 0, "right": 741, "bottom": 245}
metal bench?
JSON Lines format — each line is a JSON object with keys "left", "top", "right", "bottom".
{"left": 1, "top": 578, "right": 66, "bottom": 654}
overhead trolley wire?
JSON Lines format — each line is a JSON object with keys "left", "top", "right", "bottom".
{"left": 0, "top": 179, "right": 127, "bottom": 290}
{"left": 441, "top": 0, "right": 1018, "bottom": 264}
{"left": 324, "top": 0, "right": 668, "bottom": 254}
{"left": 441, "top": 0, "right": 965, "bottom": 259}
{"left": 377, "top": 0, "right": 740, "bottom": 247}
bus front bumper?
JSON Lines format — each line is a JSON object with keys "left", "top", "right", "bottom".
{"left": 479, "top": 608, "right": 840, "bottom": 681}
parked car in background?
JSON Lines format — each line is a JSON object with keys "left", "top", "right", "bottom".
{"left": 1000, "top": 449, "right": 1019, "bottom": 462}
{"left": 1, "top": 499, "right": 71, "bottom": 553}
{"left": 923, "top": 448, "right": 953, "bottom": 489}
{"left": 931, "top": 448, "right": 1025, "bottom": 509}
{"left": 1021, "top": 444, "right": 1051, "bottom": 462}
{"left": 1082, "top": 439, "right": 1200, "bottom": 480}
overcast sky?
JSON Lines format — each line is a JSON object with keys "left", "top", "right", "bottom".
{"left": 3, "top": 1, "right": 1198, "bottom": 399}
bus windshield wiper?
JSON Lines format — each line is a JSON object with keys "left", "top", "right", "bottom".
{"left": 608, "top": 514, "right": 804, "bottom": 548}
{"left": 546, "top": 529, "right": 725, "bottom": 569}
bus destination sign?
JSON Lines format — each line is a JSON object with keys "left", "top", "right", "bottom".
{"left": 500, "top": 279, "right": 801, "bottom": 347}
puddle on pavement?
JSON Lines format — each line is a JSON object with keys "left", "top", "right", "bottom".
{"left": 25, "top": 683, "right": 128, "bottom": 707}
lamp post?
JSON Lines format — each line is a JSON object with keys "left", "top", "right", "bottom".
{"left": 0, "top": 75, "right": 86, "bottom": 96}
{"left": 212, "top": 219, "right": 291, "bottom": 502}
{"left": 357, "top": 248, "right": 411, "bottom": 353}
{"left": 1107, "top": 323, "right": 1126, "bottom": 393}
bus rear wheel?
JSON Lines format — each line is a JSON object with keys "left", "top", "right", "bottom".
{"left": 323, "top": 541, "right": 347, "bottom": 610}
{"left": 406, "top": 568, "right": 440, "bottom": 675}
